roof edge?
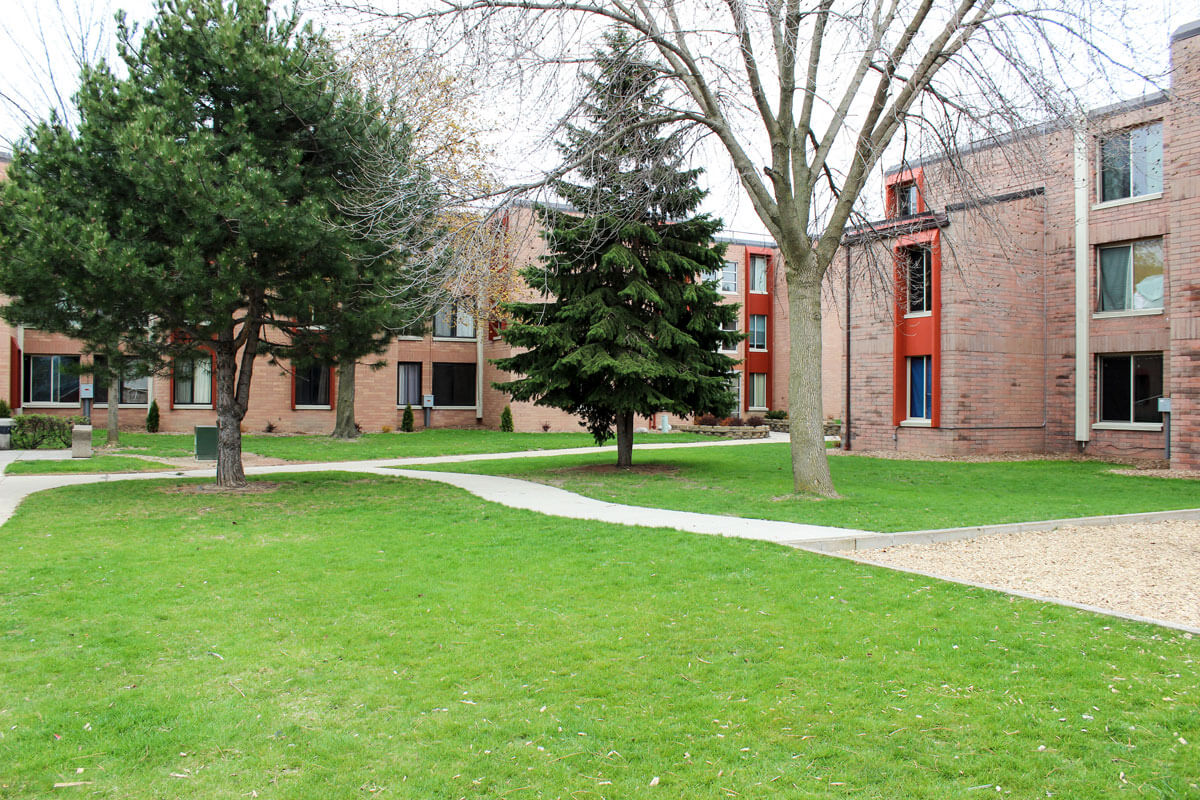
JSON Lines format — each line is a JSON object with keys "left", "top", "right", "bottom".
{"left": 1172, "top": 19, "right": 1200, "bottom": 42}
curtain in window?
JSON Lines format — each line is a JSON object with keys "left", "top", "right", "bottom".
{"left": 397, "top": 362, "right": 422, "bottom": 406}
{"left": 1099, "top": 247, "right": 1131, "bottom": 311}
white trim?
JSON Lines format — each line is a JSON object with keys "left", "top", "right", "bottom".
{"left": 903, "top": 311, "right": 932, "bottom": 320}
{"left": 1091, "top": 192, "right": 1162, "bottom": 211}
{"left": 748, "top": 346, "right": 768, "bottom": 353}
{"left": 172, "top": 404, "right": 214, "bottom": 410}
{"left": 22, "top": 402, "right": 80, "bottom": 409}
{"left": 294, "top": 405, "right": 332, "bottom": 411}
{"left": 94, "top": 403, "right": 150, "bottom": 409}
{"left": 431, "top": 336, "right": 478, "bottom": 343}
{"left": 433, "top": 405, "right": 478, "bottom": 411}
{"left": 1092, "top": 308, "right": 1163, "bottom": 319}
{"left": 899, "top": 419, "right": 932, "bottom": 428}
{"left": 748, "top": 406, "right": 768, "bottom": 412}
{"left": 1092, "top": 422, "right": 1163, "bottom": 432}
{"left": 394, "top": 335, "right": 424, "bottom": 341}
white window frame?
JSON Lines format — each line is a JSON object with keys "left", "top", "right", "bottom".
{"left": 718, "top": 318, "right": 739, "bottom": 353}
{"left": 1096, "top": 239, "right": 1163, "bottom": 314}
{"left": 294, "top": 362, "right": 332, "bottom": 410}
{"left": 748, "top": 314, "right": 767, "bottom": 351}
{"left": 749, "top": 255, "right": 768, "bottom": 294}
{"left": 719, "top": 261, "right": 738, "bottom": 294}
{"left": 748, "top": 372, "right": 767, "bottom": 411}
{"left": 1098, "top": 122, "right": 1163, "bottom": 204}
{"left": 22, "top": 354, "right": 81, "bottom": 407}
{"left": 904, "top": 355, "right": 933, "bottom": 425}
{"left": 172, "top": 355, "right": 213, "bottom": 408}
{"left": 433, "top": 303, "right": 477, "bottom": 340}
{"left": 396, "top": 361, "right": 422, "bottom": 408}
{"left": 1095, "top": 353, "right": 1163, "bottom": 429}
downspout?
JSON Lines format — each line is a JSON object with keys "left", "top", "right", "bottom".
{"left": 16, "top": 325, "right": 24, "bottom": 414}
{"left": 1073, "top": 123, "right": 1091, "bottom": 447}
{"left": 843, "top": 246, "right": 852, "bottom": 451}
{"left": 475, "top": 308, "right": 484, "bottom": 422}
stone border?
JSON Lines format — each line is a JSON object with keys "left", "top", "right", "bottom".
{"left": 674, "top": 424, "right": 769, "bottom": 439}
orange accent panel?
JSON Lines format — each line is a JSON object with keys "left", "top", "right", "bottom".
{"left": 10, "top": 338, "right": 21, "bottom": 410}
{"left": 884, "top": 166, "right": 926, "bottom": 217}
{"left": 744, "top": 246, "right": 775, "bottom": 407}
{"left": 891, "top": 228, "right": 941, "bottom": 427}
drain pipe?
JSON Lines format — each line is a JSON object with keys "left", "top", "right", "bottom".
{"left": 843, "top": 246, "right": 852, "bottom": 451}
{"left": 1072, "top": 122, "right": 1091, "bottom": 447}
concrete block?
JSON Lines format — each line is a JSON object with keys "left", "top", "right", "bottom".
{"left": 72, "top": 425, "right": 93, "bottom": 459}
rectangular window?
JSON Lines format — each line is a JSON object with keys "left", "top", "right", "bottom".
{"left": 718, "top": 318, "right": 738, "bottom": 352}
{"left": 748, "top": 315, "right": 767, "bottom": 350}
{"left": 295, "top": 362, "right": 331, "bottom": 407}
{"left": 720, "top": 261, "right": 737, "bottom": 293}
{"left": 748, "top": 372, "right": 767, "bottom": 410}
{"left": 397, "top": 361, "right": 422, "bottom": 406}
{"left": 433, "top": 303, "right": 476, "bottom": 339}
{"left": 905, "top": 246, "right": 931, "bottom": 314}
{"left": 173, "top": 355, "right": 212, "bottom": 406}
{"left": 1098, "top": 354, "right": 1162, "bottom": 424}
{"left": 1098, "top": 239, "right": 1163, "bottom": 311}
{"left": 749, "top": 255, "right": 768, "bottom": 293}
{"left": 92, "top": 357, "right": 149, "bottom": 405}
{"left": 23, "top": 354, "right": 80, "bottom": 404}
{"left": 895, "top": 182, "right": 919, "bottom": 216}
{"left": 908, "top": 355, "right": 932, "bottom": 421}
{"left": 1100, "top": 122, "right": 1162, "bottom": 202}
{"left": 727, "top": 373, "right": 742, "bottom": 416}
{"left": 432, "top": 362, "right": 476, "bottom": 407}
{"left": 397, "top": 316, "right": 426, "bottom": 338}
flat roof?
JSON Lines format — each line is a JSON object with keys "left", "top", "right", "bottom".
{"left": 1173, "top": 19, "right": 1200, "bottom": 42}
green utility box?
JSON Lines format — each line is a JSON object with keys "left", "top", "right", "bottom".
{"left": 194, "top": 425, "right": 218, "bottom": 461}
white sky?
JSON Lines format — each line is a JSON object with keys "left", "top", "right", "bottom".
{"left": 0, "top": 0, "right": 1194, "bottom": 236}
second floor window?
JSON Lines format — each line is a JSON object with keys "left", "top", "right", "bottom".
{"left": 1100, "top": 122, "right": 1162, "bottom": 202}
{"left": 719, "top": 261, "right": 738, "bottom": 293}
{"left": 904, "top": 246, "right": 931, "bottom": 314}
{"left": 748, "top": 315, "right": 767, "bottom": 350}
{"left": 433, "top": 303, "right": 476, "bottom": 339}
{"left": 1098, "top": 239, "right": 1163, "bottom": 312}
{"left": 895, "top": 182, "right": 920, "bottom": 216}
{"left": 750, "top": 255, "right": 768, "bottom": 293}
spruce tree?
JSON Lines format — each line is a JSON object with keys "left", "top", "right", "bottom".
{"left": 495, "top": 29, "right": 740, "bottom": 467}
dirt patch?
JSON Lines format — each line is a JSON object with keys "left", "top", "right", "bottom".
{"left": 161, "top": 481, "right": 283, "bottom": 495}
{"left": 1109, "top": 467, "right": 1200, "bottom": 479}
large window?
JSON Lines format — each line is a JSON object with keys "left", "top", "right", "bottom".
{"left": 397, "top": 361, "right": 422, "bottom": 406}
{"left": 24, "top": 354, "right": 80, "bottom": 404}
{"left": 1098, "top": 239, "right": 1163, "bottom": 312}
{"left": 1100, "top": 122, "right": 1162, "bottom": 202}
{"left": 908, "top": 355, "right": 932, "bottom": 421}
{"left": 92, "top": 357, "right": 149, "bottom": 405}
{"left": 904, "top": 246, "right": 931, "bottom": 314}
{"left": 1098, "top": 354, "right": 1162, "bottom": 424}
{"left": 748, "top": 372, "right": 767, "bottom": 410}
{"left": 295, "top": 362, "right": 331, "bottom": 407}
{"left": 749, "top": 255, "right": 768, "bottom": 293}
{"left": 748, "top": 315, "right": 767, "bottom": 350}
{"left": 433, "top": 303, "right": 476, "bottom": 339}
{"left": 432, "top": 362, "right": 476, "bottom": 407}
{"left": 173, "top": 355, "right": 212, "bottom": 406}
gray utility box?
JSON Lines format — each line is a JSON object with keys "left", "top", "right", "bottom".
{"left": 194, "top": 425, "right": 218, "bottom": 461}
{"left": 0, "top": 417, "right": 11, "bottom": 450}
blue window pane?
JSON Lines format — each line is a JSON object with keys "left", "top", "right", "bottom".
{"left": 909, "top": 356, "right": 931, "bottom": 420}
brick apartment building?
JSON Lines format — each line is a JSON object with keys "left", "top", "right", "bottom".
{"left": 0, "top": 173, "right": 787, "bottom": 435}
{"left": 830, "top": 19, "right": 1200, "bottom": 470}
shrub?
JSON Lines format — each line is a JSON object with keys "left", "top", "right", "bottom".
{"left": 401, "top": 404, "right": 414, "bottom": 433}
{"left": 500, "top": 405, "right": 514, "bottom": 432}
{"left": 694, "top": 413, "right": 720, "bottom": 426}
{"left": 146, "top": 400, "right": 160, "bottom": 433}
{"left": 381, "top": 425, "right": 393, "bottom": 434}
{"left": 264, "top": 421, "right": 277, "bottom": 433}
{"left": 12, "top": 414, "right": 85, "bottom": 449}
{"left": 765, "top": 409, "right": 787, "bottom": 420}
{"left": 720, "top": 416, "right": 745, "bottom": 427}
{"left": 0, "top": 399, "right": 11, "bottom": 418}
{"left": 745, "top": 415, "right": 765, "bottom": 427}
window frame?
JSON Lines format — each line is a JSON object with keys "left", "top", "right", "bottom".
{"left": 22, "top": 354, "right": 81, "bottom": 406}
{"left": 748, "top": 314, "right": 768, "bottom": 351}
{"left": 172, "top": 354, "right": 214, "bottom": 408}
{"left": 1095, "top": 353, "right": 1163, "bottom": 429}
{"left": 1098, "top": 122, "right": 1162, "bottom": 204}
{"left": 748, "top": 372, "right": 768, "bottom": 411}
{"left": 905, "top": 355, "right": 932, "bottom": 424}
{"left": 894, "top": 181, "right": 920, "bottom": 216}
{"left": 91, "top": 356, "right": 150, "bottom": 407}
{"left": 1096, "top": 239, "right": 1164, "bottom": 314}
{"left": 433, "top": 303, "right": 477, "bottom": 340}
{"left": 903, "top": 245, "right": 932, "bottom": 316}
{"left": 718, "top": 318, "right": 739, "bottom": 353}
{"left": 397, "top": 361, "right": 423, "bottom": 407}
{"left": 293, "top": 362, "right": 332, "bottom": 409}
{"left": 431, "top": 361, "right": 477, "bottom": 408}
{"left": 749, "top": 255, "right": 768, "bottom": 294}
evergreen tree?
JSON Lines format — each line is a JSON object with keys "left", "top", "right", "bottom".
{"left": 0, "top": 0, "right": 402, "bottom": 485}
{"left": 495, "top": 29, "right": 740, "bottom": 467}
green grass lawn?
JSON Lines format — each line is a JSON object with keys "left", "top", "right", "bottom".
{"left": 412, "top": 443, "right": 1200, "bottom": 532}
{"left": 3, "top": 455, "right": 175, "bottom": 475}
{"left": 89, "top": 428, "right": 707, "bottom": 463}
{"left": 0, "top": 473, "right": 1194, "bottom": 797}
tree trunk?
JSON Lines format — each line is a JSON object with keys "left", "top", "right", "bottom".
{"left": 214, "top": 340, "right": 248, "bottom": 488}
{"left": 332, "top": 361, "right": 358, "bottom": 439}
{"left": 784, "top": 259, "right": 837, "bottom": 497}
{"left": 615, "top": 410, "right": 634, "bottom": 468}
{"left": 106, "top": 374, "right": 120, "bottom": 445}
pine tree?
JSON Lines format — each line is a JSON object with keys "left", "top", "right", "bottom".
{"left": 494, "top": 29, "right": 740, "bottom": 467}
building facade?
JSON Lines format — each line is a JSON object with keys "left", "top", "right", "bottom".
{"left": 833, "top": 20, "right": 1200, "bottom": 470}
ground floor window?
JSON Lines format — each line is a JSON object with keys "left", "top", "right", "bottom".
{"left": 1098, "top": 353, "right": 1162, "bottom": 423}
{"left": 748, "top": 372, "right": 767, "bottom": 410}
{"left": 92, "top": 356, "right": 149, "bottom": 405}
{"left": 397, "top": 361, "right": 422, "bottom": 406}
{"left": 907, "top": 355, "right": 932, "bottom": 421}
{"left": 432, "top": 362, "right": 476, "bottom": 407}
{"left": 295, "top": 362, "right": 332, "bottom": 408}
{"left": 726, "top": 374, "right": 742, "bottom": 416}
{"left": 23, "top": 354, "right": 80, "bottom": 404}
{"left": 173, "top": 355, "right": 213, "bottom": 406}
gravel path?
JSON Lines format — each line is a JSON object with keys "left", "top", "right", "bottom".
{"left": 853, "top": 520, "right": 1200, "bottom": 630}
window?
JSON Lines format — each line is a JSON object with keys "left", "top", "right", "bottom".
{"left": 1100, "top": 122, "right": 1162, "bottom": 202}
{"left": 748, "top": 315, "right": 767, "bottom": 350}
{"left": 894, "top": 182, "right": 920, "bottom": 216}
{"left": 432, "top": 362, "right": 476, "bottom": 407}
{"left": 397, "top": 361, "right": 422, "bottom": 406}
{"left": 748, "top": 373, "right": 767, "bottom": 410}
{"left": 1098, "top": 354, "right": 1162, "bottom": 424}
{"left": 173, "top": 355, "right": 212, "bottom": 406}
{"left": 907, "top": 355, "right": 932, "bottom": 421}
{"left": 433, "top": 303, "right": 476, "bottom": 339}
{"left": 92, "top": 357, "right": 150, "bottom": 405}
{"left": 1098, "top": 239, "right": 1163, "bottom": 312}
{"left": 727, "top": 373, "right": 742, "bottom": 416}
{"left": 295, "top": 362, "right": 331, "bottom": 407}
{"left": 904, "top": 246, "right": 931, "bottom": 314}
{"left": 718, "top": 318, "right": 738, "bottom": 352}
{"left": 397, "top": 317, "right": 426, "bottom": 338}
{"left": 720, "top": 261, "right": 738, "bottom": 293}
{"left": 750, "top": 255, "right": 768, "bottom": 293}
{"left": 23, "top": 355, "right": 80, "bottom": 404}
